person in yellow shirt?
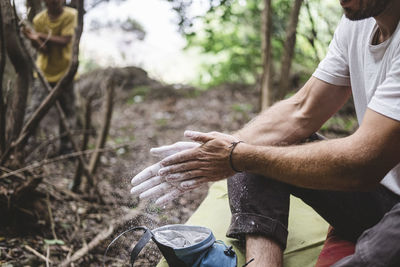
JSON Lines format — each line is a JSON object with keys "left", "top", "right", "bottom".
{"left": 23, "top": 0, "right": 77, "bottom": 154}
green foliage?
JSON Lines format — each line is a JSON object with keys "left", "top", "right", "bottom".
{"left": 156, "top": 118, "right": 169, "bottom": 127}
{"left": 320, "top": 116, "right": 358, "bottom": 134}
{"left": 132, "top": 86, "right": 150, "bottom": 97}
{"left": 231, "top": 103, "right": 253, "bottom": 121}
{"left": 168, "top": 0, "right": 342, "bottom": 88}
{"left": 231, "top": 103, "right": 253, "bottom": 113}
{"left": 79, "top": 54, "right": 100, "bottom": 74}
{"left": 185, "top": 0, "right": 263, "bottom": 86}
{"left": 126, "top": 86, "right": 150, "bottom": 105}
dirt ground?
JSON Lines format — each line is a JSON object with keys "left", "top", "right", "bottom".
{"left": 0, "top": 75, "right": 262, "bottom": 266}
{"left": 0, "top": 67, "right": 356, "bottom": 266}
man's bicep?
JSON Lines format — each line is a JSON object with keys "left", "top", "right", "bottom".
{"left": 290, "top": 76, "right": 352, "bottom": 132}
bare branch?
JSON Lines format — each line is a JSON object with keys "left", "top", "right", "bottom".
{"left": 24, "top": 245, "right": 54, "bottom": 264}
{"left": 88, "top": 83, "right": 114, "bottom": 176}
{"left": 72, "top": 98, "right": 92, "bottom": 192}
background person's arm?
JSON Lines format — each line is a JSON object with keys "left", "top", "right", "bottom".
{"left": 22, "top": 26, "right": 49, "bottom": 53}
{"left": 37, "top": 32, "right": 72, "bottom": 46}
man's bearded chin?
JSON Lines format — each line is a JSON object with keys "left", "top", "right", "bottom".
{"left": 343, "top": 0, "right": 392, "bottom": 21}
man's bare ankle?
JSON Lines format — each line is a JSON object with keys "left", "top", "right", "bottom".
{"left": 245, "top": 234, "right": 283, "bottom": 267}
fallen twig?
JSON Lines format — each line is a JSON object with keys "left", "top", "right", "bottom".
{"left": 46, "top": 193, "right": 58, "bottom": 241}
{"left": 59, "top": 202, "right": 146, "bottom": 267}
{"left": 24, "top": 245, "right": 53, "bottom": 264}
{"left": 46, "top": 245, "right": 50, "bottom": 267}
{"left": 0, "top": 165, "right": 26, "bottom": 180}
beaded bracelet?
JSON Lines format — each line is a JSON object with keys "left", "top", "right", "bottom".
{"left": 229, "top": 141, "right": 244, "bottom": 172}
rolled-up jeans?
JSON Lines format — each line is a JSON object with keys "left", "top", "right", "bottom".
{"left": 226, "top": 172, "right": 400, "bottom": 267}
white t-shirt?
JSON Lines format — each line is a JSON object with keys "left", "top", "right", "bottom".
{"left": 313, "top": 16, "right": 400, "bottom": 195}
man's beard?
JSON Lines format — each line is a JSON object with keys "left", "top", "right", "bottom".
{"left": 343, "top": 0, "right": 392, "bottom": 20}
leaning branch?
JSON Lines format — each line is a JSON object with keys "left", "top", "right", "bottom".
{"left": 88, "top": 83, "right": 114, "bottom": 176}
{"left": 72, "top": 98, "right": 92, "bottom": 192}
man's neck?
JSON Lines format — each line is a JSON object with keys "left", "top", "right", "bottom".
{"left": 374, "top": 0, "right": 400, "bottom": 43}
{"left": 47, "top": 7, "right": 64, "bottom": 20}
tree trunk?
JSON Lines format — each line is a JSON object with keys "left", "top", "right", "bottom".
{"left": 260, "top": 0, "right": 273, "bottom": 110}
{"left": 0, "top": 5, "right": 6, "bottom": 154}
{"left": 277, "top": 0, "right": 304, "bottom": 100}
{"left": 0, "top": 0, "right": 31, "bottom": 162}
{"left": 305, "top": 0, "right": 320, "bottom": 62}
{"left": 26, "top": 0, "right": 43, "bottom": 22}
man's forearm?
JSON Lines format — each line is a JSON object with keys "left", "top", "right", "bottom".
{"left": 234, "top": 135, "right": 382, "bottom": 191}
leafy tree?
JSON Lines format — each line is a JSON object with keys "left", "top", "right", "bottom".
{"left": 167, "top": 0, "right": 342, "bottom": 91}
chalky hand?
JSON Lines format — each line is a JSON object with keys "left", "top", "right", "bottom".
{"left": 158, "top": 130, "right": 239, "bottom": 189}
{"left": 130, "top": 141, "right": 202, "bottom": 205}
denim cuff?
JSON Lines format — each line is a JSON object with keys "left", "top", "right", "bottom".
{"left": 226, "top": 212, "right": 288, "bottom": 250}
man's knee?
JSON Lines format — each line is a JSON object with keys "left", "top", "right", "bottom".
{"left": 227, "top": 173, "right": 290, "bottom": 249}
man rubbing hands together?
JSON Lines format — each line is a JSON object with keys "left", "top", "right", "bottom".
{"left": 159, "top": 131, "right": 240, "bottom": 189}
{"left": 131, "top": 0, "right": 400, "bottom": 266}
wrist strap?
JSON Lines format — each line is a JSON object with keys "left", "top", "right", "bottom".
{"left": 229, "top": 141, "right": 243, "bottom": 172}
{"left": 103, "top": 226, "right": 151, "bottom": 267}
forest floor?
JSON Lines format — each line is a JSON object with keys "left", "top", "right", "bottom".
{"left": 0, "top": 67, "right": 357, "bottom": 266}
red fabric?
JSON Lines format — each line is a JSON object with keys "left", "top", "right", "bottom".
{"left": 315, "top": 227, "right": 356, "bottom": 267}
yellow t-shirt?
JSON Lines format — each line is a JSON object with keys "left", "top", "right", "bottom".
{"left": 33, "top": 7, "right": 77, "bottom": 83}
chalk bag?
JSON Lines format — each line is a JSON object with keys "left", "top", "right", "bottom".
{"left": 103, "top": 224, "right": 237, "bottom": 267}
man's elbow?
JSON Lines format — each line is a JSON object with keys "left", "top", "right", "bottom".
{"left": 348, "top": 165, "right": 388, "bottom": 192}
{"left": 341, "top": 133, "right": 396, "bottom": 192}
{"left": 351, "top": 176, "right": 381, "bottom": 192}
